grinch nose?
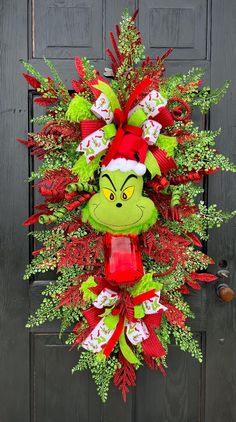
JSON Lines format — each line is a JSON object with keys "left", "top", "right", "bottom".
{"left": 116, "top": 203, "right": 122, "bottom": 208}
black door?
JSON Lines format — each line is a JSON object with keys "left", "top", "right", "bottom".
{"left": 1, "top": 1, "right": 236, "bottom": 421}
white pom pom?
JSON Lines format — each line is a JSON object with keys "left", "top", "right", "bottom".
{"left": 135, "top": 163, "right": 146, "bottom": 176}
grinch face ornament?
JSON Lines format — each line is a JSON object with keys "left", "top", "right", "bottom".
{"left": 83, "top": 170, "right": 157, "bottom": 235}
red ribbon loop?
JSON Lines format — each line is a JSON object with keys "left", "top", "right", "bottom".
{"left": 132, "top": 289, "right": 156, "bottom": 306}
{"left": 149, "top": 145, "right": 177, "bottom": 175}
{"left": 80, "top": 119, "right": 105, "bottom": 140}
{"left": 102, "top": 77, "right": 152, "bottom": 167}
{"left": 142, "top": 311, "right": 166, "bottom": 357}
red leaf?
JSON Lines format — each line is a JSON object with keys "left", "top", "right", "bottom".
{"left": 113, "top": 353, "right": 136, "bottom": 401}
{"left": 72, "top": 79, "right": 85, "bottom": 93}
{"left": 109, "top": 31, "right": 122, "bottom": 62}
{"left": 178, "top": 285, "right": 190, "bottom": 294}
{"left": 23, "top": 211, "right": 46, "bottom": 226}
{"left": 34, "top": 97, "right": 58, "bottom": 106}
{"left": 144, "top": 355, "right": 166, "bottom": 376}
{"left": 56, "top": 285, "right": 82, "bottom": 308}
{"left": 32, "top": 247, "right": 45, "bottom": 256}
{"left": 34, "top": 203, "right": 49, "bottom": 211}
{"left": 132, "top": 8, "right": 139, "bottom": 21}
{"left": 191, "top": 272, "right": 218, "bottom": 282}
{"left": 16, "top": 138, "right": 29, "bottom": 146}
{"left": 186, "top": 232, "right": 202, "bottom": 247}
{"left": 162, "top": 302, "right": 186, "bottom": 328}
{"left": 185, "top": 278, "right": 201, "bottom": 290}
{"left": 22, "top": 72, "right": 41, "bottom": 89}
{"left": 75, "top": 56, "right": 86, "bottom": 79}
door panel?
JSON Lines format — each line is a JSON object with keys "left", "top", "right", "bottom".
{"left": 139, "top": 0, "right": 209, "bottom": 60}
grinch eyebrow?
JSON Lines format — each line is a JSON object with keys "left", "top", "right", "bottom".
{"left": 121, "top": 174, "right": 137, "bottom": 191}
{"left": 102, "top": 174, "right": 116, "bottom": 191}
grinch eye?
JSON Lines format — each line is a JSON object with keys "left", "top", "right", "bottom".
{"left": 121, "top": 186, "right": 134, "bottom": 201}
{"left": 102, "top": 187, "right": 116, "bottom": 202}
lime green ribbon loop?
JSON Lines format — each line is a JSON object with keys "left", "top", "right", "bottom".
{"left": 127, "top": 108, "right": 147, "bottom": 127}
{"left": 104, "top": 313, "right": 119, "bottom": 330}
{"left": 92, "top": 80, "right": 121, "bottom": 111}
{"left": 103, "top": 123, "right": 117, "bottom": 139}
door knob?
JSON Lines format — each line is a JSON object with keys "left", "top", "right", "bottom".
{"left": 216, "top": 283, "right": 235, "bottom": 302}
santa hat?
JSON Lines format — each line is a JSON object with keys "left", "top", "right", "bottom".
{"left": 101, "top": 133, "right": 148, "bottom": 176}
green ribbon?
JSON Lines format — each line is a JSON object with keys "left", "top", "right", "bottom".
{"left": 119, "top": 329, "right": 141, "bottom": 365}
{"left": 144, "top": 150, "right": 161, "bottom": 179}
{"left": 92, "top": 81, "right": 121, "bottom": 111}
{"left": 104, "top": 313, "right": 119, "bottom": 330}
{"left": 134, "top": 304, "right": 145, "bottom": 319}
{"left": 103, "top": 123, "right": 117, "bottom": 139}
{"left": 127, "top": 108, "right": 147, "bottom": 127}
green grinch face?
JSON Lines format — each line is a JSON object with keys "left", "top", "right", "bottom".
{"left": 82, "top": 170, "right": 157, "bottom": 234}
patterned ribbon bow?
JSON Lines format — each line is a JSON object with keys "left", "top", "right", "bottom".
{"left": 77, "top": 78, "right": 175, "bottom": 172}
{"left": 82, "top": 283, "right": 167, "bottom": 363}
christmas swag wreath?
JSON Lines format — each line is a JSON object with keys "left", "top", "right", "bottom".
{"left": 19, "top": 10, "right": 236, "bottom": 401}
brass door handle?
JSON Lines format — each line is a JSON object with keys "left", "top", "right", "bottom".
{"left": 215, "top": 265, "right": 235, "bottom": 302}
{"left": 216, "top": 283, "right": 235, "bottom": 302}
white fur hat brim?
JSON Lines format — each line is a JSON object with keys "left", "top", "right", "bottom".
{"left": 101, "top": 158, "right": 146, "bottom": 176}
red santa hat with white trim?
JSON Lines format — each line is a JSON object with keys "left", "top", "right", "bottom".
{"left": 101, "top": 133, "right": 148, "bottom": 176}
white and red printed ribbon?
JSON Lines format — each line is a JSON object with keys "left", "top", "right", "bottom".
{"left": 77, "top": 89, "right": 167, "bottom": 162}
{"left": 82, "top": 287, "right": 167, "bottom": 353}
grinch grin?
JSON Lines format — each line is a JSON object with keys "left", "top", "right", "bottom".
{"left": 92, "top": 201, "right": 145, "bottom": 228}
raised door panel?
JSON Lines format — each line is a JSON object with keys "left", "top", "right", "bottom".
{"left": 139, "top": 0, "right": 209, "bottom": 60}
{"left": 136, "top": 335, "right": 205, "bottom": 422}
{"left": 32, "top": 335, "right": 134, "bottom": 421}
{"left": 31, "top": 0, "right": 104, "bottom": 60}
{"left": 31, "top": 333, "right": 204, "bottom": 422}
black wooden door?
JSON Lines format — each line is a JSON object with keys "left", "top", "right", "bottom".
{"left": 1, "top": 1, "right": 236, "bottom": 421}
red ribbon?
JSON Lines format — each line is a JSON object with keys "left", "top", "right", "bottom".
{"left": 153, "top": 106, "right": 174, "bottom": 128}
{"left": 149, "top": 145, "right": 177, "bottom": 175}
{"left": 132, "top": 289, "right": 156, "bottom": 306}
{"left": 80, "top": 119, "right": 105, "bottom": 139}
{"left": 142, "top": 311, "right": 166, "bottom": 357}
{"left": 83, "top": 307, "right": 101, "bottom": 328}
{"left": 82, "top": 286, "right": 165, "bottom": 358}
{"left": 101, "top": 77, "right": 152, "bottom": 167}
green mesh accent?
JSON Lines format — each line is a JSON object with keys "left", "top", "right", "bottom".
{"left": 131, "top": 273, "right": 162, "bottom": 297}
{"left": 72, "top": 153, "right": 102, "bottom": 182}
{"left": 80, "top": 276, "right": 97, "bottom": 302}
{"left": 66, "top": 95, "right": 96, "bottom": 122}
{"left": 156, "top": 134, "right": 177, "bottom": 157}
